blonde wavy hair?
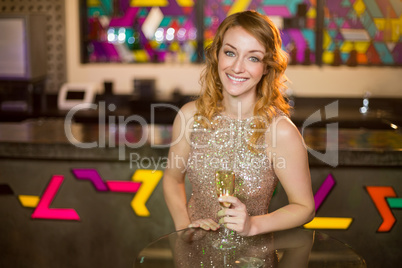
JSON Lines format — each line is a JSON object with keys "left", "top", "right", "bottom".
{"left": 195, "top": 10, "right": 291, "bottom": 150}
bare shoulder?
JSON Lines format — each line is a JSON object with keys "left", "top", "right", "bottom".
{"left": 272, "top": 115, "right": 300, "bottom": 137}
{"left": 176, "top": 101, "right": 197, "bottom": 121}
{"left": 268, "top": 115, "right": 304, "bottom": 148}
{"left": 171, "top": 101, "right": 197, "bottom": 135}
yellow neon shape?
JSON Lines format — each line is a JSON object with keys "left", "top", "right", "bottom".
{"left": 18, "top": 195, "right": 40, "bottom": 208}
{"left": 131, "top": 0, "right": 168, "bottom": 6}
{"left": 227, "top": 0, "right": 252, "bottom": 16}
{"left": 303, "top": 217, "right": 353, "bottom": 229}
{"left": 131, "top": 170, "right": 163, "bottom": 217}
{"left": 176, "top": 0, "right": 194, "bottom": 7}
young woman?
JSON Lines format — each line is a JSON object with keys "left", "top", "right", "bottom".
{"left": 163, "top": 10, "right": 315, "bottom": 237}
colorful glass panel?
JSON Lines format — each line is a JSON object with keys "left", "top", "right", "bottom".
{"left": 323, "top": 0, "right": 402, "bottom": 66}
{"left": 81, "top": 0, "right": 401, "bottom": 66}
{"left": 84, "top": 0, "right": 199, "bottom": 63}
{"left": 204, "top": 0, "right": 317, "bottom": 65}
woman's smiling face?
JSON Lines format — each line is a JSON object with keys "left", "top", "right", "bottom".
{"left": 217, "top": 26, "right": 267, "bottom": 100}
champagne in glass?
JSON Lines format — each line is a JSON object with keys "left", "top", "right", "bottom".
{"left": 213, "top": 169, "right": 236, "bottom": 250}
{"left": 216, "top": 170, "right": 235, "bottom": 208}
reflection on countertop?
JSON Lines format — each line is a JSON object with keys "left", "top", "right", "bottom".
{"left": 0, "top": 118, "right": 401, "bottom": 166}
{"left": 0, "top": 118, "right": 401, "bottom": 150}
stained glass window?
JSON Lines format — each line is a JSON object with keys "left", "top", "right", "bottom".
{"left": 203, "top": 0, "right": 317, "bottom": 65}
{"left": 82, "top": 0, "right": 200, "bottom": 63}
{"left": 80, "top": 0, "right": 401, "bottom": 66}
{"left": 323, "top": 0, "right": 402, "bottom": 66}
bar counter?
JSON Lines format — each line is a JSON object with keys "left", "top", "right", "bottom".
{"left": 135, "top": 227, "right": 366, "bottom": 267}
{"left": 1, "top": 118, "right": 401, "bottom": 164}
{"left": 0, "top": 118, "right": 401, "bottom": 267}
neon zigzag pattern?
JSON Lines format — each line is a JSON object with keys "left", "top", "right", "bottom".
{"left": 31, "top": 175, "right": 80, "bottom": 220}
{"left": 366, "top": 186, "right": 402, "bottom": 232}
{"left": 15, "top": 171, "right": 354, "bottom": 225}
{"left": 7, "top": 172, "right": 402, "bottom": 229}
{"left": 304, "top": 174, "right": 353, "bottom": 230}
{"left": 304, "top": 174, "right": 402, "bottom": 231}
{"left": 17, "top": 169, "right": 163, "bottom": 220}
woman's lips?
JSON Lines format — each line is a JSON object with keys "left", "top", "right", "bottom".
{"left": 227, "top": 74, "right": 247, "bottom": 82}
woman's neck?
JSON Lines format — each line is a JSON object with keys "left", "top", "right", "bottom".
{"left": 221, "top": 94, "right": 256, "bottom": 119}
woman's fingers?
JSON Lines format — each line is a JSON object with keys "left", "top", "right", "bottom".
{"left": 200, "top": 219, "right": 219, "bottom": 230}
{"left": 189, "top": 219, "right": 220, "bottom": 231}
{"left": 217, "top": 200, "right": 251, "bottom": 235}
{"left": 218, "top": 209, "right": 240, "bottom": 225}
{"left": 218, "top": 195, "right": 236, "bottom": 206}
{"left": 218, "top": 196, "right": 246, "bottom": 210}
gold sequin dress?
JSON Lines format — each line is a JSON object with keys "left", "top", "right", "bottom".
{"left": 187, "top": 114, "right": 279, "bottom": 223}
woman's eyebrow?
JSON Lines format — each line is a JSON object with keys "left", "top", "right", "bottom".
{"left": 223, "top": 43, "right": 264, "bottom": 54}
{"left": 223, "top": 43, "right": 237, "bottom": 50}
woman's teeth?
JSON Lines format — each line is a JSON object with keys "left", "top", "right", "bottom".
{"left": 228, "top": 74, "right": 247, "bottom": 82}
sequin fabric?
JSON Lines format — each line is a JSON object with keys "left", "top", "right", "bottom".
{"left": 187, "top": 114, "right": 279, "bottom": 223}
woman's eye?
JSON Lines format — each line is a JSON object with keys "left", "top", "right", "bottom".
{"left": 249, "top": 56, "right": 260, "bottom": 62}
{"left": 225, "top": 51, "right": 235, "bottom": 57}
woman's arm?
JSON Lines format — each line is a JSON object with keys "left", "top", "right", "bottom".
{"left": 163, "top": 102, "right": 193, "bottom": 230}
{"left": 164, "top": 101, "right": 220, "bottom": 231}
{"left": 219, "top": 116, "right": 315, "bottom": 236}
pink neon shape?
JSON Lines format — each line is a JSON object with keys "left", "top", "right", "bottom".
{"left": 72, "top": 169, "right": 109, "bottom": 191}
{"left": 31, "top": 175, "right": 80, "bottom": 221}
{"left": 314, "top": 174, "right": 335, "bottom": 211}
{"left": 106, "top": 181, "right": 141, "bottom": 193}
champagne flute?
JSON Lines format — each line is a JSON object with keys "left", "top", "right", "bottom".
{"left": 216, "top": 170, "right": 235, "bottom": 208}
{"left": 213, "top": 169, "right": 236, "bottom": 250}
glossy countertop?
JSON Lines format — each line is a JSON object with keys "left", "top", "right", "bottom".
{"left": 134, "top": 227, "right": 366, "bottom": 268}
{"left": 0, "top": 118, "right": 401, "bottom": 166}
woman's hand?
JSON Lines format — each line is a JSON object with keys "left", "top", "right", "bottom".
{"left": 188, "top": 218, "right": 220, "bottom": 231}
{"left": 217, "top": 196, "right": 253, "bottom": 236}
{"left": 179, "top": 227, "right": 209, "bottom": 242}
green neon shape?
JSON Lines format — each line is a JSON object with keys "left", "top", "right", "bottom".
{"left": 387, "top": 197, "right": 402, "bottom": 209}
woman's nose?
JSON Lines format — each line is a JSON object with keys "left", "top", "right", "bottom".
{"left": 232, "top": 58, "right": 245, "bottom": 73}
